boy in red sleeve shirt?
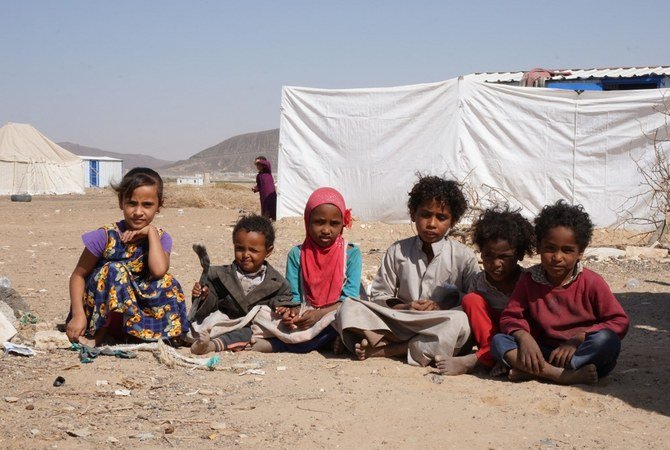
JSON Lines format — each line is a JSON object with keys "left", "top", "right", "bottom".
{"left": 491, "top": 200, "right": 629, "bottom": 385}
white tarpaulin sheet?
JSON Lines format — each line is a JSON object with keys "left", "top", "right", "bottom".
{"left": 278, "top": 79, "right": 669, "bottom": 227}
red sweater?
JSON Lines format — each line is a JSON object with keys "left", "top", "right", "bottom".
{"left": 500, "top": 268, "right": 629, "bottom": 347}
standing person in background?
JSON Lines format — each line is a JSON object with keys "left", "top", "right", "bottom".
{"left": 252, "top": 156, "right": 277, "bottom": 220}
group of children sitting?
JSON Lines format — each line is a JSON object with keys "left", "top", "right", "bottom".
{"left": 65, "top": 167, "right": 629, "bottom": 385}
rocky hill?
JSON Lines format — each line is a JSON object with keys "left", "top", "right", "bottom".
{"left": 59, "top": 142, "right": 174, "bottom": 170}
{"left": 160, "top": 128, "right": 279, "bottom": 179}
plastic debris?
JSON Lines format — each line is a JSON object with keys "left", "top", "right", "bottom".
{"left": 625, "top": 278, "right": 641, "bottom": 289}
{"left": 3, "top": 342, "right": 37, "bottom": 357}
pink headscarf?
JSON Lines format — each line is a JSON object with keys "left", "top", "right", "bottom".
{"left": 300, "top": 187, "right": 352, "bottom": 308}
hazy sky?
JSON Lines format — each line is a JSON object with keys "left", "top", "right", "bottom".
{"left": 1, "top": 0, "right": 667, "bottom": 161}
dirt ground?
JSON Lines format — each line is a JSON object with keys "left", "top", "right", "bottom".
{"left": 0, "top": 185, "right": 669, "bottom": 449}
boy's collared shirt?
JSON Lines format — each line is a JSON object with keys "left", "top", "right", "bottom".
{"left": 234, "top": 262, "right": 267, "bottom": 296}
{"left": 528, "top": 261, "right": 583, "bottom": 288}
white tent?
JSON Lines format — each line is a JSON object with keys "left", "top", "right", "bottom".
{"left": 0, "top": 122, "right": 85, "bottom": 195}
{"left": 278, "top": 79, "right": 670, "bottom": 227}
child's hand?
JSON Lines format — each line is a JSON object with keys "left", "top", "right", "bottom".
{"left": 192, "top": 282, "right": 208, "bottom": 299}
{"left": 66, "top": 314, "right": 88, "bottom": 343}
{"left": 275, "top": 306, "right": 300, "bottom": 328}
{"left": 548, "top": 333, "right": 585, "bottom": 368}
{"left": 515, "top": 332, "right": 545, "bottom": 375}
{"left": 409, "top": 299, "right": 440, "bottom": 311}
{"left": 251, "top": 186, "right": 259, "bottom": 193}
{"left": 292, "top": 309, "right": 324, "bottom": 330}
{"left": 119, "top": 225, "right": 153, "bottom": 244}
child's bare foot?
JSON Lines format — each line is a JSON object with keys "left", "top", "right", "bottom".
{"left": 77, "top": 328, "right": 108, "bottom": 348}
{"left": 490, "top": 362, "right": 509, "bottom": 377}
{"left": 508, "top": 364, "right": 599, "bottom": 385}
{"left": 355, "top": 338, "right": 371, "bottom": 360}
{"left": 508, "top": 368, "right": 535, "bottom": 382}
{"left": 250, "top": 338, "right": 273, "bottom": 353}
{"left": 434, "top": 353, "right": 478, "bottom": 375}
{"left": 556, "top": 364, "right": 598, "bottom": 385}
{"left": 77, "top": 335, "right": 97, "bottom": 348}
{"left": 333, "top": 336, "right": 344, "bottom": 355}
{"left": 191, "top": 330, "right": 216, "bottom": 355}
{"left": 354, "top": 338, "right": 407, "bottom": 360}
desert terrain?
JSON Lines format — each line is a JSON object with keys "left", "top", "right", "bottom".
{"left": 0, "top": 184, "right": 668, "bottom": 449}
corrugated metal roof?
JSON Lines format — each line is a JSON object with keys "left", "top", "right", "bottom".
{"left": 463, "top": 66, "right": 670, "bottom": 83}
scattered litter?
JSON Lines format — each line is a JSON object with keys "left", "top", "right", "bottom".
{"left": 114, "top": 389, "right": 131, "bottom": 396}
{"left": 276, "top": 366, "right": 287, "bottom": 371}
{"left": 3, "top": 341, "right": 37, "bottom": 357}
{"left": 96, "top": 379, "right": 109, "bottom": 386}
{"left": 107, "top": 437, "right": 119, "bottom": 443}
{"left": 71, "top": 343, "right": 137, "bottom": 363}
{"left": 30, "top": 429, "right": 39, "bottom": 437}
{"left": 184, "top": 390, "right": 200, "bottom": 396}
{"left": 625, "top": 278, "right": 640, "bottom": 289}
{"left": 210, "top": 422, "right": 227, "bottom": 430}
{"left": 4, "top": 396, "right": 19, "bottom": 403}
{"left": 239, "top": 368, "right": 265, "bottom": 376}
{"left": 53, "top": 376, "right": 65, "bottom": 387}
{"left": 199, "top": 389, "right": 214, "bottom": 395}
{"left": 634, "top": 324, "right": 664, "bottom": 332}
{"left": 619, "top": 368, "right": 639, "bottom": 374}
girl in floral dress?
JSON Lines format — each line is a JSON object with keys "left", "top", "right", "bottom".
{"left": 66, "top": 167, "right": 189, "bottom": 346}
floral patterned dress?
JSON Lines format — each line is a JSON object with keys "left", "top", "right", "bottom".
{"left": 83, "top": 225, "right": 189, "bottom": 341}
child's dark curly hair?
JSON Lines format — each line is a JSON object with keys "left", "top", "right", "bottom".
{"left": 233, "top": 214, "right": 276, "bottom": 248}
{"left": 112, "top": 167, "right": 164, "bottom": 207}
{"left": 534, "top": 200, "right": 593, "bottom": 251}
{"left": 472, "top": 207, "right": 535, "bottom": 257}
{"left": 407, "top": 175, "right": 468, "bottom": 224}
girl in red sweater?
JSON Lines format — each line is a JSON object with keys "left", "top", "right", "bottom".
{"left": 491, "top": 200, "right": 629, "bottom": 385}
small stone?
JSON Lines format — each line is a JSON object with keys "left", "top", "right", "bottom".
{"left": 131, "top": 432, "right": 155, "bottom": 441}
{"left": 625, "top": 246, "right": 669, "bottom": 259}
{"left": 30, "top": 429, "right": 39, "bottom": 437}
{"left": 66, "top": 428, "right": 91, "bottom": 438}
{"left": 33, "top": 330, "right": 70, "bottom": 350}
{"left": 25, "top": 404, "right": 35, "bottom": 410}
{"left": 199, "top": 389, "right": 214, "bottom": 395}
{"left": 114, "top": 389, "right": 131, "bottom": 396}
{"left": 164, "top": 425, "right": 175, "bottom": 434}
{"left": 210, "top": 422, "right": 227, "bottom": 430}
{"left": 429, "top": 374, "right": 444, "bottom": 384}
{"left": 4, "top": 397, "right": 19, "bottom": 403}
{"left": 276, "top": 366, "right": 287, "bottom": 371}
{"left": 107, "top": 437, "right": 119, "bottom": 443}
{"left": 96, "top": 380, "right": 109, "bottom": 386}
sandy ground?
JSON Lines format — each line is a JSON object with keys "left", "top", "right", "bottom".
{"left": 0, "top": 185, "right": 669, "bottom": 449}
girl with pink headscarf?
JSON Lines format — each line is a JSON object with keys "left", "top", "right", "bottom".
{"left": 257, "top": 187, "right": 362, "bottom": 353}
